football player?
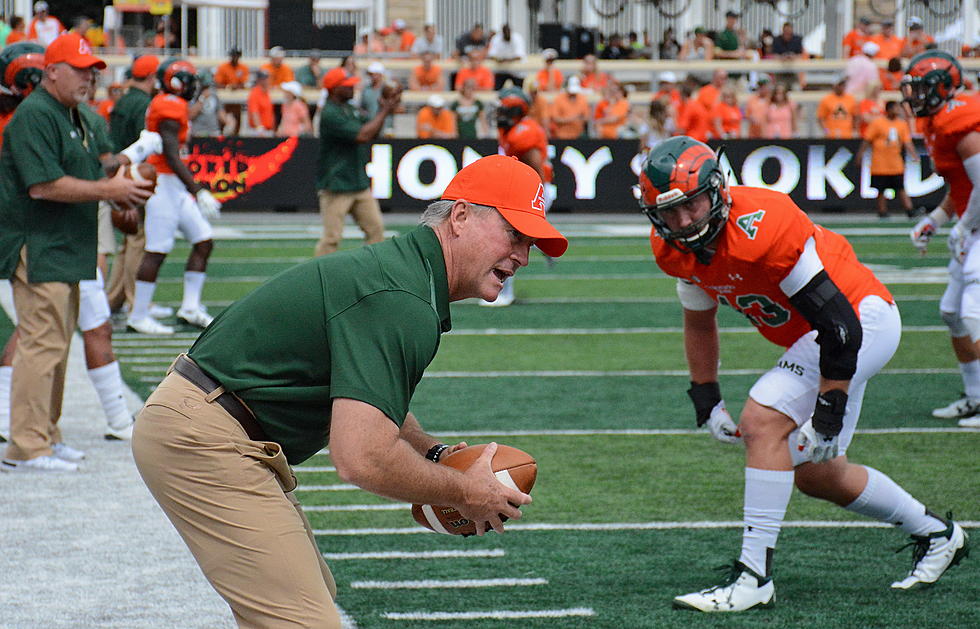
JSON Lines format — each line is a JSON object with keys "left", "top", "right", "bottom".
{"left": 127, "top": 58, "right": 222, "bottom": 335}
{"left": 638, "top": 137, "right": 968, "bottom": 612}
{"left": 903, "top": 51, "right": 980, "bottom": 427}
{"left": 484, "top": 86, "right": 553, "bottom": 306}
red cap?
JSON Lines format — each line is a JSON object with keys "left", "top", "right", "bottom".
{"left": 321, "top": 66, "right": 360, "bottom": 90}
{"left": 130, "top": 54, "right": 159, "bottom": 79}
{"left": 441, "top": 155, "right": 567, "bottom": 257}
{"left": 44, "top": 33, "right": 106, "bottom": 70}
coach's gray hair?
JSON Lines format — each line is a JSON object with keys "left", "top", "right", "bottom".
{"left": 418, "top": 199, "right": 496, "bottom": 227}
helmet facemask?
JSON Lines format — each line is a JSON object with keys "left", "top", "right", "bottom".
{"left": 901, "top": 51, "right": 962, "bottom": 117}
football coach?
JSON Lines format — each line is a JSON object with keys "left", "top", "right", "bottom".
{"left": 132, "top": 155, "right": 567, "bottom": 628}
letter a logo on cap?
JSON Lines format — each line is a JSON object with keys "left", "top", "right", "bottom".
{"left": 532, "top": 184, "right": 546, "bottom": 214}
{"left": 79, "top": 39, "right": 93, "bottom": 55}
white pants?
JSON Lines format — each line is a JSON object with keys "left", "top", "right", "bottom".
{"left": 939, "top": 229, "right": 980, "bottom": 340}
{"left": 78, "top": 268, "right": 110, "bottom": 332}
{"left": 748, "top": 296, "right": 901, "bottom": 466}
{"left": 144, "top": 174, "right": 213, "bottom": 254}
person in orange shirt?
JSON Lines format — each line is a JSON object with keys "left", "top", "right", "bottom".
{"left": 857, "top": 83, "right": 884, "bottom": 138}
{"left": 594, "top": 82, "right": 630, "bottom": 139}
{"left": 872, "top": 20, "right": 903, "bottom": 60}
{"left": 841, "top": 16, "right": 873, "bottom": 58}
{"left": 879, "top": 57, "right": 904, "bottom": 91}
{"left": 549, "top": 76, "right": 590, "bottom": 139}
{"left": 766, "top": 82, "right": 797, "bottom": 139}
{"left": 416, "top": 94, "right": 456, "bottom": 138}
{"left": 214, "top": 47, "right": 249, "bottom": 89}
{"left": 535, "top": 48, "right": 563, "bottom": 92}
{"left": 247, "top": 69, "right": 275, "bottom": 135}
{"left": 524, "top": 77, "right": 551, "bottom": 132}
{"left": 653, "top": 71, "right": 682, "bottom": 116}
{"left": 901, "top": 17, "right": 934, "bottom": 59}
{"left": 578, "top": 54, "right": 609, "bottom": 92}
{"left": 6, "top": 17, "right": 27, "bottom": 44}
{"left": 262, "top": 46, "right": 295, "bottom": 88}
{"left": 711, "top": 86, "right": 742, "bottom": 138}
{"left": 677, "top": 84, "right": 712, "bottom": 142}
{"left": 744, "top": 77, "right": 771, "bottom": 138}
{"left": 97, "top": 82, "right": 124, "bottom": 122}
{"left": 697, "top": 69, "right": 727, "bottom": 110}
{"left": 409, "top": 52, "right": 445, "bottom": 91}
{"left": 816, "top": 76, "right": 857, "bottom": 138}
{"left": 454, "top": 49, "right": 494, "bottom": 91}
{"left": 856, "top": 100, "right": 917, "bottom": 218}
{"left": 391, "top": 19, "right": 416, "bottom": 52}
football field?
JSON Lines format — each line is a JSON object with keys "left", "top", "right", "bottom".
{"left": 4, "top": 213, "right": 979, "bottom": 627}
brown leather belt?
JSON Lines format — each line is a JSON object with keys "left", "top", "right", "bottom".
{"left": 172, "top": 354, "right": 267, "bottom": 442}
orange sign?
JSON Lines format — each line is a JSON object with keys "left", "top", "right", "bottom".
{"left": 187, "top": 138, "right": 299, "bottom": 203}
{"left": 114, "top": 0, "right": 173, "bottom": 15}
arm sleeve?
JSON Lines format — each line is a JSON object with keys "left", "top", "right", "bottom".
{"left": 778, "top": 236, "right": 824, "bottom": 297}
{"left": 956, "top": 152, "right": 980, "bottom": 231}
{"left": 676, "top": 279, "right": 716, "bottom": 310}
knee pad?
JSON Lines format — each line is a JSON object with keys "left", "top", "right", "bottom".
{"left": 941, "top": 310, "right": 970, "bottom": 338}
{"left": 78, "top": 272, "right": 111, "bottom": 332}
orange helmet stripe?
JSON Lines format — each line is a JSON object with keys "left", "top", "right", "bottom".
{"left": 670, "top": 145, "right": 714, "bottom": 193}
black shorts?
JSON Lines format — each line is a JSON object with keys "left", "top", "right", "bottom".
{"left": 871, "top": 174, "right": 904, "bottom": 192}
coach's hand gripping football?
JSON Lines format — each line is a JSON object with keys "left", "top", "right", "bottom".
{"left": 195, "top": 188, "right": 222, "bottom": 220}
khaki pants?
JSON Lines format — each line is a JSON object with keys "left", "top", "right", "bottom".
{"left": 132, "top": 368, "right": 340, "bottom": 629}
{"left": 5, "top": 247, "right": 78, "bottom": 461}
{"left": 106, "top": 223, "right": 145, "bottom": 312}
{"left": 315, "top": 188, "right": 385, "bottom": 257}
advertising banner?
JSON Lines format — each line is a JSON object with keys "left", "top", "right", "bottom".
{"left": 186, "top": 137, "right": 946, "bottom": 213}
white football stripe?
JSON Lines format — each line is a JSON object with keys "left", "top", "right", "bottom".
{"left": 351, "top": 577, "right": 547, "bottom": 589}
{"left": 322, "top": 549, "right": 506, "bottom": 560}
{"left": 382, "top": 608, "right": 595, "bottom": 621}
{"left": 421, "top": 504, "right": 451, "bottom": 535}
{"left": 494, "top": 469, "right": 520, "bottom": 492}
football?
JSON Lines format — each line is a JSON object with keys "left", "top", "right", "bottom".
{"left": 411, "top": 443, "right": 537, "bottom": 536}
{"left": 381, "top": 80, "right": 402, "bottom": 100}
{"left": 110, "top": 161, "right": 157, "bottom": 218}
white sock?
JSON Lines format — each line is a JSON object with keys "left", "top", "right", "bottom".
{"left": 845, "top": 466, "right": 946, "bottom": 536}
{"left": 739, "top": 467, "right": 794, "bottom": 576}
{"left": 181, "top": 271, "right": 206, "bottom": 312}
{"left": 131, "top": 280, "right": 157, "bottom": 321}
{"left": 88, "top": 362, "right": 131, "bottom": 430}
{"left": 960, "top": 360, "right": 980, "bottom": 398}
{"left": 0, "top": 365, "right": 11, "bottom": 434}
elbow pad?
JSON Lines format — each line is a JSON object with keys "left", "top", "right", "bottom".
{"left": 788, "top": 271, "right": 862, "bottom": 381}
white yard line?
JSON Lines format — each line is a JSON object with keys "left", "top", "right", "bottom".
{"left": 351, "top": 578, "right": 547, "bottom": 589}
{"left": 381, "top": 608, "right": 596, "bottom": 621}
{"left": 322, "top": 549, "right": 506, "bottom": 560}
{"left": 303, "top": 504, "right": 406, "bottom": 512}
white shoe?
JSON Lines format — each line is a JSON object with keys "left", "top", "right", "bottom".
{"left": 149, "top": 304, "right": 174, "bottom": 319}
{"left": 931, "top": 395, "right": 980, "bottom": 419}
{"left": 891, "top": 515, "right": 970, "bottom": 590}
{"left": 177, "top": 306, "right": 213, "bottom": 329}
{"left": 105, "top": 416, "right": 136, "bottom": 441}
{"left": 127, "top": 316, "right": 175, "bottom": 335}
{"left": 0, "top": 423, "right": 8, "bottom": 443}
{"left": 52, "top": 442, "right": 86, "bottom": 462}
{"left": 1, "top": 455, "right": 78, "bottom": 472}
{"left": 958, "top": 416, "right": 980, "bottom": 428}
{"left": 673, "top": 561, "right": 774, "bottom": 612}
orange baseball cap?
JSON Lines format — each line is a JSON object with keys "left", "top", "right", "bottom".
{"left": 322, "top": 66, "right": 360, "bottom": 90}
{"left": 441, "top": 155, "right": 568, "bottom": 257}
{"left": 44, "top": 33, "right": 106, "bottom": 70}
{"left": 130, "top": 54, "right": 159, "bottom": 79}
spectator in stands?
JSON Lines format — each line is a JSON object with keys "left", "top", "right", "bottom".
{"left": 192, "top": 72, "right": 232, "bottom": 137}
{"left": 410, "top": 51, "right": 445, "bottom": 91}
{"left": 765, "top": 82, "right": 797, "bottom": 139}
{"left": 857, "top": 82, "right": 884, "bottom": 138}
{"left": 872, "top": 20, "right": 903, "bottom": 60}
{"left": 698, "top": 68, "right": 727, "bottom": 110}
{"left": 640, "top": 99, "right": 673, "bottom": 153}
{"left": 679, "top": 27, "right": 714, "bottom": 61}
{"left": 773, "top": 21, "right": 804, "bottom": 59}
{"left": 27, "top": 1, "right": 62, "bottom": 47}
{"left": 627, "top": 31, "right": 647, "bottom": 59}
{"left": 677, "top": 83, "right": 711, "bottom": 142}
{"left": 262, "top": 46, "right": 295, "bottom": 88}
{"left": 247, "top": 69, "right": 275, "bottom": 136}
{"left": 391, "top": 18, "right": 415, "bottom": 52}
{"left": 856, "top": 100, "right": 917, "bottom": 218}
{"left": 579, "top": 54, "right": 609, "bottom": 92}
{"left": 295, "top": 50, "right": 324, "bottom": 88}
{"left": 845, "top": 41, "right": 880, "bottom": 96}
{"left": 488, "top": 23, "right": 526, "bottom": 62}
{"left": 524, "top": 77, "right": 550, "bottom": 131}
{"left": 277, "top": 81, "right": 312, "bottom": 137}
{"left": 550, "top": 76, "right": 590, "bottom": 139}
{"left": 70, "top": 15, "right": 93, "bottom": 41}
{"left": 842, "top": 16, "right": 874, "bottom": 58}
{"left": 411, "top": 23, "right": 444, "bottom": 57}
{"left": 961, "top": 37, "right": 980, "bottom": 58}
{"left": 658, "top": 27, "right": 681, "bottom": 60}
{"left": 6, "top": 16, "right": 26, "bottom": 44}
{"left": 358, "top": 62, "right": 393, "bottom": 137}
{"left": 353, "top": 27, "right": 380, "bottom": 55}
{"left": 879, "top": 57, "right": 903, "bottom": 90}
{"left": 97, "top": 82, "right": 123, "bottom": 122}
{"left": 416, "top": 94, "right": 456, "bottom": 139}
{"left": 712, "top": 86, "right": 743, "bottom": 139}
{"left": 151, "top": 17, "right": 176, "bottom": 49}
{"left": 454, "top": 50, "right": 494, "bottom": 91}
{"left": 758, "top": 28, "right": 776, "bottom": 58}
{"left": 452, "top": 79, "right": 487, "bottom": 139}
{"left": 0, "top": 11, "right": 9, "bottom": 45}
{"left": 715, "top": 10, "right": 750, "bottom": 60}
{"left": 214, "top": 47, "right": 249, "bottom": 89}
{"left": 600, "top": 33, "right": 629, "bottom": 60}
{"left": 901, "top": 16, "right": 934, "bottom": 58}
{"left": 817, "top": 75, "right": 857, "bottom": 138}
{"left": 455, "top": 23, "right": 488, "bottom": 58}
{"left": 536, "top": 48, "right": 563, "bottom": 93}
{"left": 745, "top": 76, "right": 772, "bottom": 138}
{"left": 653, "top": 71, "right": 682, "bottom": 115}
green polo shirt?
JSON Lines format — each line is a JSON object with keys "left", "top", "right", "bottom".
{"left": 189, "top": 226, "right": 452, "bottom": 464}
{"left": 0, "top": 87, "right": 103, "bottom": 283}
{"left": 716, "top": 29, "right": 739, "bottom": 52}
{"left": 317, "top": 99, "right": 370, "bottom": 193}
{"left": 109, "top": 87, "right": 151, "bottom": 153}
{"left": 80, "top": 103, "right": 114, "bottom": 156}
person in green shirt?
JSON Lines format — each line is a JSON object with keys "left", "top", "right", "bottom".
{"left": 715, "top": 10, "right": 750, "bottom": 60}
{"left": 294, "top": 49, "right": 324, "bottom": 87}
{"left": 452, "top": 78, "right": 487, "bottom": 139}
{"left": 131, "top": 155, "right": 568, "bottom": 627}
{"left": 314, "top": 65, "right": 398, "bottom": 257}
{"left": 0, "top": 33, "right": 152, "bottom": 473}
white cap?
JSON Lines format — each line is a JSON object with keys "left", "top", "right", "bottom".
{"left": 566, "top": 76, "right": 582, "bottom": 93}
{"left": 270, "top": 46, "right": 285, "bottom": 58}
{"left": 281, "top": 81, "right": 303, "bottom": 97}
{"left": 359, "top": 27, "right": 371, "bottom": 37}
{"left": 861, "top": 41, "right": 880, "bottom": 56}
{"left": 908, "top": 16, "right": 923, "bottom": 28}
{"left": 34, "top": 1, "right": 48, "bottom": 11}
{"left": 658, "top": 71, "right": 678, "bottom": 83}
{"left": 542, "top": 48, "right": 558, "bottom": 60}
{"left": 393, "top": 18, "right": 407, "bottom": 30}
{"left": 427, "top": 94, "right": 445, "bottom": 108}
{"left": 367, "top": 61, "right": 385, "bottom": 75}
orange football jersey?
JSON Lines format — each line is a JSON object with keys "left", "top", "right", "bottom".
{"left": 651, "top": 186, "right": 893, "bottom": 348}
{"left": 921, "top": 93, "right": 980, "bottom": 217}
{"left": 145, "top": 93, "right": 190, "bottom": 175}
{"left": 0, "top": 110, "right": 13, "bottom": 152}
{"left": 498, "top": 117, "right": 553, "bottom": 182}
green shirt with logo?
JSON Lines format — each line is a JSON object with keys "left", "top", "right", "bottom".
{"left": 0, "top": 87, "right": 104, "bottom": 283}
{"left": 109, "top": 86, "right": 152, "bottom": 152}
{"left": 189, "top": 226, "right": 452, "bottom": 464}
{"left": 317, "top": 99, "right": 370, "bottom": 193}
{"left": 716, "top": 29, "right": 739, "bottom": 52}
{"left": 80, "top": 102, "right": 114, "bottom": 156}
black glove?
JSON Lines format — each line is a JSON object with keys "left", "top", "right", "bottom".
{"left": 687, "top": 381, "right": 722, "bottom": 428}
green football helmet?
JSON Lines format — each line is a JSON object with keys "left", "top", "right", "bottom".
{"left": 638, "top": 136, "right": 731, "bottom": 264}
{"left": 0, "top": 42, "right": 45, "bottom": 97}
{"left": 497, "top": 86, "right": 530, "bottom": 130}
{"left": 901, "top": 50, "right": 963, "bottom": 117}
